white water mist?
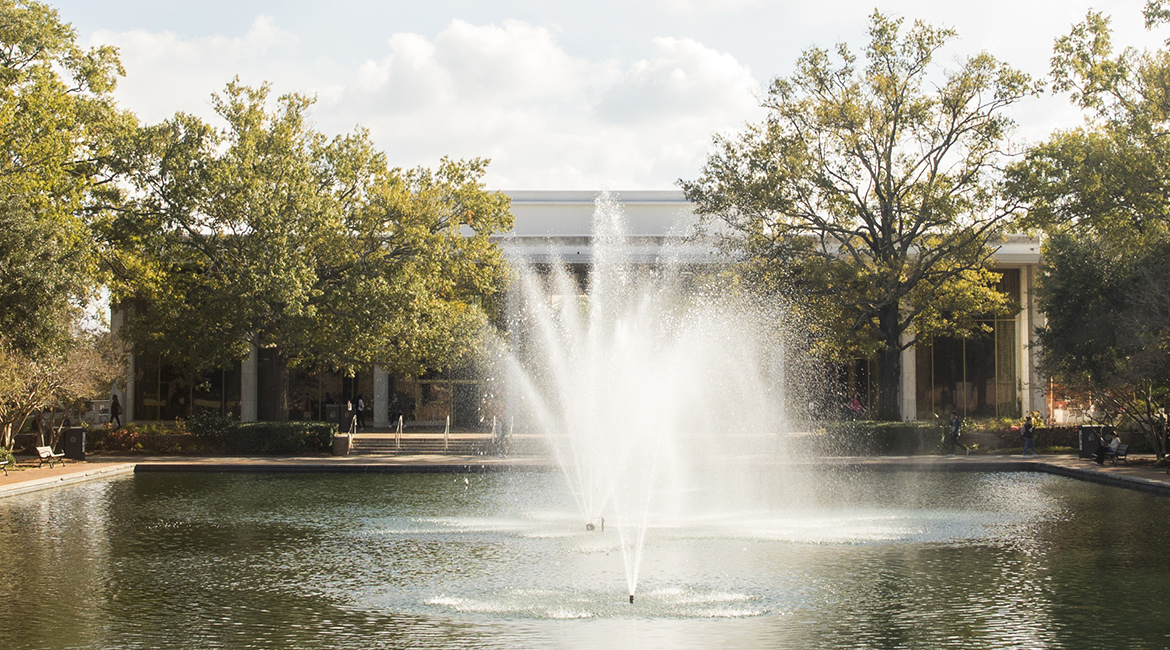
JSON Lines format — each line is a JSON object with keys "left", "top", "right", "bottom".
{"left": 504, "top": 192, "right": 791, "bottom": 601}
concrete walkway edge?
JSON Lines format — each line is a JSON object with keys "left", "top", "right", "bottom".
{"left": 3, "top": 454, "right": 1169, "bottom": 499}
{"left": 0, "top": 462, "right": 135, "bottom": 498}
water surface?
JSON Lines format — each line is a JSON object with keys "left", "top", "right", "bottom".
{"left": 1, "top": 470, "right": 1166, "bottom": 649}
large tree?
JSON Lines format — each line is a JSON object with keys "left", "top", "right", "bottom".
{"left": 0, "top": 0, "right": 126, "bottom": 354}
{"left": 0, "top": 0, "right": 130, "bottom": 446}
{"left": 1033, "top": 232, "right": 1170, "bottom": 456}
{"left": 1008, "top": 7, "right": 1170, "bottom": 235}
{"left": 101, "top": 81, "right": 512, "bottom": 420}
{"left": 1005, "top": 5, "right": 1170, "bottom": 455}
{"left": 681, "top": 12, "right": 1034, "bottom": 420}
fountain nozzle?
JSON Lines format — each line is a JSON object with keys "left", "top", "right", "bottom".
{"left": 586, "top": 522, "right": 595, "bottom": 531}
{"left": 629, "top": 594, "right": 635, "bottom": 604}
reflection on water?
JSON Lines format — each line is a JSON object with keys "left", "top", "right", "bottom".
{"left": 1, "top": 470, "right": 1169, "bottom": 649}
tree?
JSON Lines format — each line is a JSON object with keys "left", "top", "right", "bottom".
{"left": 101, "top": 81, "right": 512, "bottom": 420}
{"left": 0, "top": 326, "right": 126, "bottom": 449}
{"left": 1005, "top": 5, "right": 1170, "bottom": 455}
{"left": 681, "top": 11, "right": 1035, "bottom": 420}
{"left": 1033, "top": 233, "right": 1170, "bottom": 456}
{"left": 0, "top": 0, "right": 127, "bottom": 354}
{"left": 1007, "top": 8, "right": 1170, "bottom": 236}
{"left": 0, "top": 0, "right": 131, "bottom": 446}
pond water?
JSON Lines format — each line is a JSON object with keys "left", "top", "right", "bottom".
{"left": 1, "top": 469, "right": 1168, "bottom": 649}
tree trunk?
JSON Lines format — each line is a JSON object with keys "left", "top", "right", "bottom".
{"left": 877, "top": 304, "right": 903, "bottom": 421}
{"left": 257, "top": 348, "right": 289, "bottom": 422}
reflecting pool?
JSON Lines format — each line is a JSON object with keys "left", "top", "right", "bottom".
{"left": 1, "top": 470, "right": 1168, "bottom": 649}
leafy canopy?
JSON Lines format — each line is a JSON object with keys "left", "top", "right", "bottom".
{"left": 0, "top": 0, "right": 128, "bottom": 357}
{"left": 682, "top": 11, "right": 1035, "bottom": 419}
{"left": 101, "top": 80, "right": 513, "bottom": 383}
{"left": 1006, "top": 4, "right": 1170, "bottom": 454}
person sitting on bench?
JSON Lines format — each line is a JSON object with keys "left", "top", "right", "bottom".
{"left": 1095, "top": 431, "right": 1121, "bottom": 465}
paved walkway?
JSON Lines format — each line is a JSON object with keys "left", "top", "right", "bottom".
{"left": 2, "top": 452, "right": 1168, "bottom": 498}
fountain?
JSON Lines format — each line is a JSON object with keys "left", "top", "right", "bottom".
{"left": 503, "top": 192, "right": 793, "bottom": 602}
{"left": 5, "top": 197, "right": 1164, "bottom": 648}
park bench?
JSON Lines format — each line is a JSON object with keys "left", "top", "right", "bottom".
{"left": 1104, "top": 444, "right": 1129, "bottom": 465}
{"left": 35, "top": 446, "right": 65, "bottom": 468}
{"left": 0, "top": 458, "right": 7, "bottom": 475}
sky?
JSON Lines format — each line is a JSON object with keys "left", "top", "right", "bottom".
{"left": 50, "top": 0, "right": 1168, "bottom": 190}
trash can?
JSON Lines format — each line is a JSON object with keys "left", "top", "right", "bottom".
{"left": 332, "top": 433, "right": 351, "bottom": 456}
{"left": 63, "top": 427, "right": 86, "bottom": 461}
{"left": 1079, "top": 425, "right": 1104, "bottom": 459}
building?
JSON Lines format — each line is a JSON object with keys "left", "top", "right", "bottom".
{"left": 503, "top": 190, "right": 1044, "bottom": 423}
{"left": 114, "top": 190, "right": 1044, "bottom": 425}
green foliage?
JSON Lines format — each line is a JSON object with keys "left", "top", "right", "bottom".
{"left": 1007, "top": 7, "right": 1170, "bottom": 456}
{"left": 992, "top": 426, "right": 1080, "bottom": 449}
{"left": 225, "top": 421, "right": 336, "bottom": 455}
{"left": 87, "top": 418, "right": 335, "bottom": 454}
{"left": 0, "top": 0, "right": 134, "bottom": 448}
{"left": 100, "top": 81, "right": 512, "bottom": 416}
{"left": 816, "top": 420, "right": 943, "bottom": 455}
{"left": 87, "top": 427, "right": 141, "bottom": 452}
{"left": 186, "top": 408, "right": 234, "bottom": 444}
{"left": 0, "top": 0, "right": 130, "bottom": 357}
{"left": 1034, "top": 231, "right": 1170, "bottom": 455}
{"left": 1008, "top": 7, "right": 1170, "bottom": 240}
{"left": 681, "top": 11, "right": 1035, "bottom": 419}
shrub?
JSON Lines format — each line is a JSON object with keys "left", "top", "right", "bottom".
{"left": 992, "top": 426, "right": 1079, "bottom": 449}
{"left": 88, "top": 427, "right": 142, "bottom": 452}
{"left": 224, "top": 421, "right": 336, "bottom": 455}
{"left": 816, "top": 420, "right": 944, "bottom": 456}
{"left": 187, "top": 408, "right": 234, "bottom": 444}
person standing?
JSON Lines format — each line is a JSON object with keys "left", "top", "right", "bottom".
{"left": 355, "top": 394, "right": 366, "bottom": 431}
{"left": 1021, "top": 415, "right": 1036, "bottom": 457}
{"left": 949, "top": 411, "right": 969, "bottom": 456}
{"left": 110, "top": 394, "right": 122, "bottom": 429}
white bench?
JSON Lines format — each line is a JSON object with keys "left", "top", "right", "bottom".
{"left": 35, "top": 446, "right": 65, "bottom": 468}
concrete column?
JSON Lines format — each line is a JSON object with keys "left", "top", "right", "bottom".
{"left": 241, "top": 343, "right": 258, "bottom": 422}
{"left": 901, "top": 329, "right": 917, "bottom": 422}
{"left": 1018, "top": 266, "right": 1033, "bottom": 416}
{"left": 124, "top": 352, "right": 135, "bottom": 423}
{"left": 1025, "top": 264, "right": 1046, "bottom": 418}
{"left": 373, "top": 365, "right": 389, "bottom": 428}
{"left": 111, "top": 307, "right": 134, "bottom": 422}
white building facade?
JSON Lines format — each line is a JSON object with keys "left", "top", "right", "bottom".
{"left": 115, "top": 190, "right": 1044, "bottom": 425}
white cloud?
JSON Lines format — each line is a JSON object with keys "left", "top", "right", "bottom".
{"left": 91, "top": 15, "right": 302, "bottom": 123}
{"left": 89, "top": 15, "right": 766, "bottom": 189}
{"left": 653, "top": 0, "right": 766, "bottom": 15}
{"left": 596, "top": 37, "right": 761, "bottom": 123}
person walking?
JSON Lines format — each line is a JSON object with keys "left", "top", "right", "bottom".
{"left": 1021, "top": 415, "right": 1036, "bottom": 457}
{"left": 110, "top": 394, "right": 122, "bottom": 429}
{"left": 949, "top": 411, "right": 969, "bottom": 456}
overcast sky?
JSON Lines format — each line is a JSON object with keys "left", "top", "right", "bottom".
{"left": 51, "top": 0, "right": 1166, "bottom": 190}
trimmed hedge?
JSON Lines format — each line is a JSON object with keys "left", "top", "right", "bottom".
{"left": 993, "top": 426, "right": 1079, "bottom": 450}
{"left": 87, "top": 429, "right": 215, "bottom": 454}
{"left": 813, "top": 421, "right": 1086, "bottom": 456}
{"left": 85, "top": 416, "right": 337, "bottom": 455}
{"left": 224, "top": 421, "right": 336, "bottom": 455}
{"left": 816, "top": 420, "right": 945, "bottom": 456}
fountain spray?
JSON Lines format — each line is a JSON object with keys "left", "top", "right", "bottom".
{"left": 504, "top": 191, "right": 790, "bottom": 605}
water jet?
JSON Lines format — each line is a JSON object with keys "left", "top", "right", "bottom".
{"left": 505, "top": 191, "right": 790, "bottom": 602}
